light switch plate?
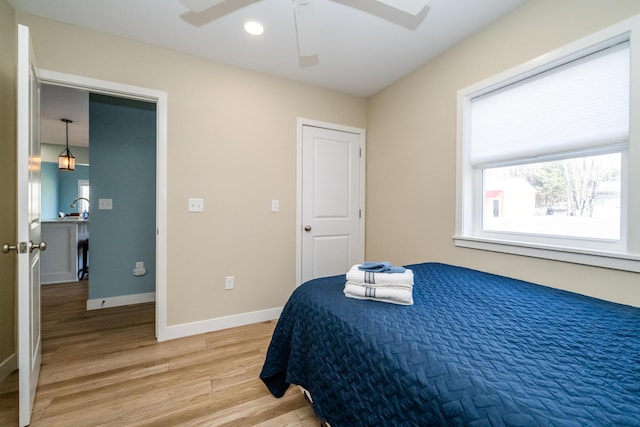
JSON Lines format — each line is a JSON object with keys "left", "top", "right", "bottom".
{"left": 98, "top": 198, "right": 113, "bottom": 210}
{"left": 188, "top": 198, "right": 204, "bottom": 212}
{"left": 271, "top": 200, "right": 280, "bottom": 212}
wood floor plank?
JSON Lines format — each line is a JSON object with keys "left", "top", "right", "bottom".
{"left": 0, "top": 281, "right": 322, "bottom": 426}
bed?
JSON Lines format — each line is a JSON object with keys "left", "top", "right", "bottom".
{"left": 260, "top": 262, "right": 640, "bottom": 426}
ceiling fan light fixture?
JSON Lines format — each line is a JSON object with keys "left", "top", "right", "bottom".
{"left": 244, "top": 20, "right": 264, "bottom": 36}
{"left": 376, "top": 0, "right": 429, "bottom": 16}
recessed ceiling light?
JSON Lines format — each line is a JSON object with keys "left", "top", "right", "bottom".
{"left": 244, "top": 20, "right": 264, "bottom": 36}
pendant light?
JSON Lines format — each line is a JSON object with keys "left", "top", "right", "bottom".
{"left": 58, "top": 118, "right": 76, "bottom": 171}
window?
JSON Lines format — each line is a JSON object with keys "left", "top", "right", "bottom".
{"left": 483, "top": 153, "right": 621, "bottom": 240}
{"left": 77, "top": 179, "right": 90, "bottom": 213}
{"left": 456, "top": 17, "right": 640, "bottom": 272}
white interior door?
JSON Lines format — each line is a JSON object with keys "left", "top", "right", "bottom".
{"left": 17, "top": 24, "right": 43, "bottom": 427}
{"left": 300, "top": 123, "right": 364, "bottom": 283}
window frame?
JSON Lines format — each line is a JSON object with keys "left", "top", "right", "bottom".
{"left": 455, "top": 16, "right": 640, "bottom": 273}
{"left": 77, "top": 179, "right": 90, "bottom": 213}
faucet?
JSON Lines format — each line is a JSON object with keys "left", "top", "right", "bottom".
{"left": 70, "top": 197, "right": 90, "bottom": 208}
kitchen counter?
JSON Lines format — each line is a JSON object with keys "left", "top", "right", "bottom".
{"left": 42, "top": 218, "right": 89, "bottom": 223}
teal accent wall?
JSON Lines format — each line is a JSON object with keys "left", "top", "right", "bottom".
{"left": 58, "top": 165, "right": 89, "bottom": 214}
{"left": 41, "top": 162, "right": 59, "bottom": 219}
{"left": 89, "top": 94, "right": 156, "bottom": 300}
{"left": 41, "top": 163, "right": 89, "bottom": 219}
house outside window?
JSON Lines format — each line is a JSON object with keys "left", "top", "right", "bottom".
{"left": 455, "top": 16, "right": 640, "bottom": 272}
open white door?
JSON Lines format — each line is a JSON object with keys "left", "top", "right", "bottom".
{"left": 17, "top": 24, "right": 43, "bottom": 427}
{"left": 300, "top": 123, "right": 365, "bottom": 284}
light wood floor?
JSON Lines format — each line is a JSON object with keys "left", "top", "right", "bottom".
{"left": 0, "top": 282, "right": 322, "bottom": 426}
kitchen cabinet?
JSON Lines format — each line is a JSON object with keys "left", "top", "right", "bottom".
{"left": 41, "top": 219, "right": 89, "bottom": 284}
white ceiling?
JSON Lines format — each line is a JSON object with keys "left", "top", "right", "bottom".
{"left": 12, "top": 0, "right": 527, "bottom": 97}
{"left": 40, "top": 85, "right": 89, "bottom": 147}
{"left": 11, "top": 0, "right": 527, "bottom": 146}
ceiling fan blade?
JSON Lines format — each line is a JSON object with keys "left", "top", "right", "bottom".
{"left": 179, "top": 0, "right": 228, "bottom": 13}
{"left": 293, "top": 0, "right": 319, "bottom": 58}
{"left": 375, "top": 0, "right": 428, "bottom": 16}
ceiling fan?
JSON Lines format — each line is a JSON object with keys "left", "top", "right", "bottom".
{"left": 179, "top": 0, "right": 430, "bottom": 59}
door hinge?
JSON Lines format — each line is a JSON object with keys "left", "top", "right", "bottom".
{"left": 359, "top": 148, "right": 362, "bottom": 158}
{"left": 359, "top": 209, "right": 362, "bottom": 218}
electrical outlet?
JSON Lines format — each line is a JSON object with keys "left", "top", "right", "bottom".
{"left": 133, "top": 266, "right": 147, "bottom": 276}
{"left": 225, "top": 276, "right": 234, "bottom": 290}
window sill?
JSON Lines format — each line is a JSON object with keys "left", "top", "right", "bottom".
{"left": 453, "top": 235, "right": 640, "bottom": 273}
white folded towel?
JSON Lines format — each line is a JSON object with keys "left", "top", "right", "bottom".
{"left": 344, "top": 280, "right": 413, "bottom": 290}
{"left": 346, "top": 264, "right": 414, "bottom": 286}
{"left": 343, "top": 282, "right": 413, "bottom": 305}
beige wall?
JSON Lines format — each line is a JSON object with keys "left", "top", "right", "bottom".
{"left": 367, "top": 0, "right": 640, "bottom": 307}
{"left": 15, "top": 12, "right": 367, "bottom": 326}
{"left": 0, "top": 0, "right": 17, "bottom": 373}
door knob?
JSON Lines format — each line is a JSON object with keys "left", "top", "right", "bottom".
{"left": 304, "top": 225, "right": 312, "bottom": 232}
{"left": 2, "top": 243, "right": 17, "bottom": 254}
{"left": 2, "top": 242, "right": 28, "bottom": 254}
{"left": 29, "top": 241, "right": 47, "bottom": 253}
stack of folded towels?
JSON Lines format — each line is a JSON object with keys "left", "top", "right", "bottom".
{"left": 343, "top": 261, "right": 414, "bottom": 305}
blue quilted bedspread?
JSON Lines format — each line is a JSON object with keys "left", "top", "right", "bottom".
{"left": 260, "top": 263, "right": 640, "bottom": 426}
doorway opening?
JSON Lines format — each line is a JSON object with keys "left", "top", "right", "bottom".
{"left": 39, "top": 70, "right": 168, "bottom": 340}
{"left": 40, "top": 85, "right": 157, "bottom": 314}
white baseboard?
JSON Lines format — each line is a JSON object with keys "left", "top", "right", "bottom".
{"left": 157, "top": 306, "right": 283, "bottom": 342}
{"left": 87, "top": 292, "right": 156, "bottom": 310}
{"left": 0, "top": 353, "right": 17, "bottom": 383}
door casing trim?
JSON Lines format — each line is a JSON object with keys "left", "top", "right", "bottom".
{"left": 38, "top": 69, "right": 169, "bottom": 341}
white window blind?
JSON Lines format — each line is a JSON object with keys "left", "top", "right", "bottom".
{"left": 469, "top": 41, "right": 629, "bottom": 166}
